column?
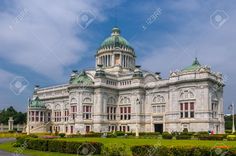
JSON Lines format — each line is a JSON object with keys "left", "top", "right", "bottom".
{"left": 43, "top": 112, "right": 45, "bottom": 122}
{"left": 8, "top": 117, "right": 14, "bottom": 131}
{"left": 39, "top": 111, "right": 41, "bottom": 122}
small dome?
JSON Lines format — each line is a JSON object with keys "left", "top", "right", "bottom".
{"left": 182, "top": 58, "right": 202, "bottom": 72}
{"left": 70, "top": 70, "right": 93, "bottom": 85}
{"left": 29, "top": 97, "right": 45, "bottom": 108}
{"left": 99, "top": 27, "right": 133, "bottom": 51}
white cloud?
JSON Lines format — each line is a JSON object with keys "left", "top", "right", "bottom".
{"left": 0, "top": 0, "right": 121, "bottom": 81}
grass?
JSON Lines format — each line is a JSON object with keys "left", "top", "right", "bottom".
{"left": 0, "top": 133, "right": 26, "bottom": 138}
{"left": 0, "top": 137, "right": 236, "bottom": 156}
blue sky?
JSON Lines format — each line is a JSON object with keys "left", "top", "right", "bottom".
{"left": 0, "top": 0, "right": 235, "bottom": 113}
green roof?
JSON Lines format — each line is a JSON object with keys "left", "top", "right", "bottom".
{"left": 29, "top": 97, "right": 45, "bottom": 108}
{"left": 99, "top": 27, "right": 133, "bottom": 50}
{"left": 70, "top": 71, "right": 93, "bottom": 85}
{"left": 182, "top": 58, "right": 202, "bottom": 72}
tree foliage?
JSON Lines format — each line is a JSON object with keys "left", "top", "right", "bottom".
{"left": 0, "top": 106, "right": 26, "bottom": 124}
{"left": 225, "top": 115, "right": 236, "bottom": 130}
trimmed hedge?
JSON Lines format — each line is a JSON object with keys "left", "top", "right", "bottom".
{"left": 162, "top": 132, "right": 173, "bottom": 139}
{"left": 16, "top": 137, "right": 103, "bottom": 155}
{"left": 198, "top": 134, "right": 225, "bottom": 141}
{"left": 227, "top": 135, "right": 236, "bottom": 141}
{"left": 131, "top": 145, "right": 236, "bottom": 156}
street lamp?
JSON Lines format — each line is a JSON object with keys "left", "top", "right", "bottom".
{"left": 229, "top": 102, "right": 235, "bottom": 133}
{"left": 136, "top": 98, "right": 140, "bottom": 137}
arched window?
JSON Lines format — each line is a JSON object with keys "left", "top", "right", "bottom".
{"left": 152, "top": 95, "right": 165, "bottom": 114}
{"left": 107, "top": 97, "right": 116, "bottom": 121}
{"left": 82, "top": 97, "right": 92, "bottom": 120}
{"left": 120, "top": 97, "right": 131, "bottom": 104}
{"left": 179, "top": 89, "right": 195, "bottom": 119}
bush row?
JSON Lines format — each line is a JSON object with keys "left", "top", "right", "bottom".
{"left": 15, "top": 137, "right": 103, "bottom": 155}
{"left": 131, "top": 145, "right": 236, "bottom": 156}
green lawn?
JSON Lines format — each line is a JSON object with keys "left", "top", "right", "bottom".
{"left": 0, "top": 138, "right": 236, "bottom": 156}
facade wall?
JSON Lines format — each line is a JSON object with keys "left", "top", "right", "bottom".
{"left": 27, "top": 71, "right": 225, "bottom": 134}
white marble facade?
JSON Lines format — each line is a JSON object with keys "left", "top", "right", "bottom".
{"left": 27, "top": 27, "right": 225, "bottom": 134}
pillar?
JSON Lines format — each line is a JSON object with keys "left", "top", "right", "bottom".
{"left": 8, "top": 117, "right": 14, "bottom": 131}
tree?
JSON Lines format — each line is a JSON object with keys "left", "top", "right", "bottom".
{"left": 0, "top": 106, "right": 26, "bottom": 125}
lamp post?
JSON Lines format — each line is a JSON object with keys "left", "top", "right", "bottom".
{"left": 229, "top": 102, "right": 235, "bottom": 133}
{"left": 136, "top": 98, "right": 140, "bottom": 137}
{"left": 232, "top": 102, "right": 235, "bottom": 133}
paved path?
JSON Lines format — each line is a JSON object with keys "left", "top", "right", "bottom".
{"left": 0, "top": 138, "right": 25, "bottom": 156}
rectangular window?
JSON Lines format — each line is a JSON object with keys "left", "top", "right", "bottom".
{"left": 180, "top": 102, "right": 195, "bottom": 118}
{"left": 180, "top": 103, "right": 183, "bottom": 110}
{"left": 107, "top": 106, "right": 116, "bottom": 120}
{"left": 83, "top": 105, "right": 92, "bottom": 119}
{"left": 184, "top": 103, "right": 188, "bottom": 110}
{"left": 120, "top": 106, "right": 131, "bottom": 120}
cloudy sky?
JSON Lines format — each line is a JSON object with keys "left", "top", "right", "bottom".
{"left": 0, "top": 0, "right": 235, "bottom": 113}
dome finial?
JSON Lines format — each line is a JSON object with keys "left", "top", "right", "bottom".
{"left": 192, "top": 57, "right": 200, "bottom": 66}
{"left": 111, "top": 27, "right": 120, "bottom": 36}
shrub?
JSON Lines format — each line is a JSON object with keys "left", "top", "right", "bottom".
{"left": 28, "top": 134, "right": 38, "bottom": 138}
{"left": 131, "top": 145, "right": 236, "bottom": 156}
{"left": 227, "top": 135, "right": 236, "bottom": 141}
{"left": 58, "top": 133, "right": 65, "bottom": 138}
{"left": 225, "top": 130, "right": 232, "bottom": 134}
{"left": 162, "top": 132, "right": 173, "bottom": 139}
{"left": 66, "top": 134, "right": 81, "bottom": 138}
{"left": 139, "top": 132, "right": 160, "bottom": 138}
{"left": 48, "top": 140, "right": 66, "bottom": 152}
{"left": 176, "top": 134, "right": 191, "bottom": 140}
{"left": 114, "top": 131, "right": 125, "bottom": 136}
{"left": 101, "top": 144, "right": 128, "bottom": 156}
{"left": 15, "top": 137, "right": 103, "bottom": 155}
{"left": 27, "top": 138, "right": 48, "bottom": 151}
{"left": 198, "top": 134, "right": 224, "bottom": 141}
{"left": 106, "top": 132, "right": 117, "bottom": 138}
{"left": 83, "top": 132, "right": 102, "bottom": 137}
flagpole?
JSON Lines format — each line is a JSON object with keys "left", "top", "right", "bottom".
{"left": 232, "top": 102, "right": 235, "bottom": 133}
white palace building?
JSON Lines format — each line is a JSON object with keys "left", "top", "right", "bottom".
{"left": 26, "top": 27, "right": 225, "bottom": 134}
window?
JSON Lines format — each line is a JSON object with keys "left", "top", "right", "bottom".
{"left": 212, "top": 101, "right": 218, "bottom": 118}
{"left": 83, "top": 105, "right": 92, "bottom": 119}
{"left": 152, "top": 105, "right": 165, "bottom": 113}
{"left": 36, "top": 111, "right": 39, "bottom": 122}
{"left": 180, "top": 102, "right": 194, "bottom": 118}
{"left": 40, "top": 112, "right": 43, "bottom": 122}
{"left": 120, "top": 106, "right": 131, "bottom": 120}
{"left": 107, "top": 106, "right": 116, "bottom": 120}
{"left": 31, "top": 111, "right": 34, "bottom": 122}
{"left": 119, "top": 125, "right": 130, "bottom": 132}
{"left": 64, "top": 109, "right": 69, "bottom": 121}
{"left": 71, "top": 106, "right": 77, "bottom": 120}
{"left": 54, "top": 111, "right": 61, "bottom": 122}
{"left": 47, "top": 112, "right": 51, "bottom": 122}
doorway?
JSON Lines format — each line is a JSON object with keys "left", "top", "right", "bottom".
{"left": 86, "top": 126, "right": 90, "bottom": 133}
{"left": 154, "top": 124, "right": 163, "bottom": 133}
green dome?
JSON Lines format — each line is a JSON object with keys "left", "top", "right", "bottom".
{"left": 99, "top": 27, "right": 133, "bottom": 50}
{"left": 182, "top": 58, "right": 202, "bottom": 72}
{"left": 29, "top": 97, "right": 45, "bottom": 108}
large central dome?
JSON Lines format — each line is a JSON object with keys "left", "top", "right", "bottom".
{"left": 96, "top": 27, "right": 136, "bottom": 73}
{"left": 98, "top": 27, "right": 133, "bottom": 51}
